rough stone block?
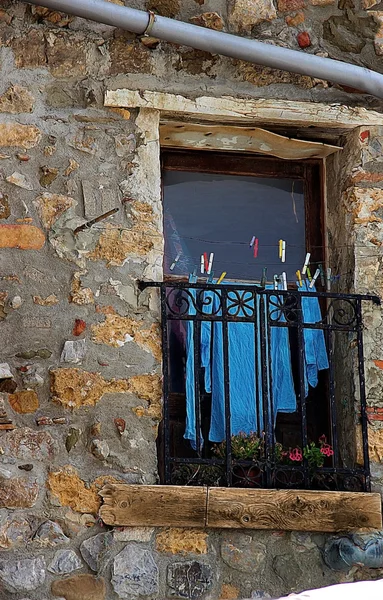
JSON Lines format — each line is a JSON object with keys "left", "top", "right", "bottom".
{"left": 11, "top": 28, "right": 46, "bottom": 68}
{"left": 48, "top": 549, "right": 83, "bottom": 574}
{"left": 46, "top": 31, "right": 87, "bottom": 78}
{"left": 229, "top": 0, "right": 276, "bottom": 32}
{"left": 0, "top": 85, "right": 34, "bottom": 113}
{"left": 167, "top": 561, "right": 213, "bottom": 599}
{"left": 60, "top": 340, "right": 87, "bottom": 365}
{"left": 112, "top": 543, "right": 159, "bottom": 598}
{"left": 221, "top": 534, "right": 267, "bottom": 573}
{"left": 108, "top": 37, "right": 152, "bottom": 76}
{"left": 277, "top": 0, "right": 305, "bottom": 10}
{"left": 0, "top": 556, "right": 45, "bottom": 593}
{"left": 0, "top": 123, "right": 41, "bottom": 148}
{"left": 156, "top": 528, "right": 208, "bottom": 555}
{"left": 0, "top": 478, "right": 39, "bottom": 509}
{"left": 33, "top": 520, "right": 70, "bottom": 547}
{"left": 1, "top": 427, "right": 55, "bottom": 460}
{"left": 51, "top": 573, "right": 106, "bottom": 600}
{"left": 80, "top": 532, "right": 114, "bottom": 571}
{"left": 8, "top": 390, "right": 39, "bottom": 413}
{"left": 147, "top": 0, "right": 180, "bottom": 17}
{"left": 0, "top": 512, "right": 33, "bottom": 549}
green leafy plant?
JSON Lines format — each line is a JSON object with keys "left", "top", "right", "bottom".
{"left": 213, "top": 431, "right": 264, "bottom": 461}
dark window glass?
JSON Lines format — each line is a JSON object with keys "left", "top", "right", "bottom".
{"left": 163, "top": 170, "right": 305, "bottom": 282}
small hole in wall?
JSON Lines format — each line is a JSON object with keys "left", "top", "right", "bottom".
{"left": 204, "top": 132, "right": 213, "bottom": 136}
{"left": 175, "top": 125, "right": 184, "bottom": 129}
{"left": 164, "top": 137, "right": 170, "bottom": 140}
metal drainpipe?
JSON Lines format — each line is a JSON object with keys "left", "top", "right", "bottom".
{"left": 25, "top": 0, "right": 383, "bottom": 100}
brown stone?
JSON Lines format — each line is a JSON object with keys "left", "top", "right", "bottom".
{"left": 47, "top": 465, "right": 121, "bottom": 515}
{"left": 91, "top": 313, "right": 161, "bottom": 359}
{"left": 0, "top": 478, "right": 39, "bottom": 509}
{"left": 33, "top": 294, "right": 59, "bottom": 306}
{"left": 147, "top": 0, "right": 180, "bottom": 17}
{"left": 175, "top": 49, "right": 218, "bottom": 76}
{"left": 11, "top": 29, "right": 46, "bottom": 68}
{"left": 189, "top": 12, "right": 224, "bottom": 30}
{"left": 50, "top": 368, "right": 129, "bottom": 409}
{"left": 109, "top": 37, "right": 152, "bottom": 75}
{"left": 70, "top": 273, "right": 94, "bottom": 305}
{"left": 0, "top": 123, "right": 41, "bottom": 148}
{"left": 51, "top": 573, "right": 106, "bottom": 600}
{"left": 40, "top": 166, "right": 58, "bottom": 188}
{"left": 0, "top": 193, "right": 10, "bottom": 219}
{"left": 220, "top": 584, "right": 240, "bottom": 599}
{"left": 73, "top": 318, "right": 86, "bottom": 336}
{"left": 277, "top": 0, "right": 305, "bottom": 10}
{"left": 31, "top": 6, "right": 73, "bottom": 26}
{"left": 46, "top": 32, "right": 87, "bottom": 78}
{"left": 234, "top": 61, "right": 314, "bottom": 88}
{"left": 1, "top": 427, "right": 55, "bottom": 460}
{"left": 8, "top": 390, "right": 39, "bottom": 414}
{"left": 88, "top": 201, "right": 160, "bottom": 266}
{"left": 372, "top": 12, "right": 383, "bottom": 56}
{"left": 64, "top": 158, "right": 79, "bottom": 176}
{"left": 297, "top": 31, "right": 311, "bottom": 47}
{"left": 285, "top": 12, "right": 305, "bottom": 25}
{"left": 129, "top": 373, "right": 162, "bottom": 419}
{"left": 156, "top": 528, "right": 208, "bottom": 554}
{"left": 0, "top": 225, "right": 45, "bottom": 250}
{"left": 34, "top": 192, "right": 74, "bottom": 230}
{"left": 0, "top": 85, "right": 34, "bottom": 114}
{"left": 229, "top": 0, "right": 276, "bottom": 32}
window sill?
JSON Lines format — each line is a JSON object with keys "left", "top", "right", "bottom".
{"left": 99, "top": 484, "right": 382, "bottom": 532}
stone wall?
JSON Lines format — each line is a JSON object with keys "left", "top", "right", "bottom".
{"left": 0, "top": 0, "right": 383, "bottom": 599}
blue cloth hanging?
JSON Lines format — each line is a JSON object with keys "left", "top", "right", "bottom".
{"left": 185, "top": 284, "right": 297, "bottom": 445}
{"left": 300, "top": 281, "right": 329, "bottom": 396}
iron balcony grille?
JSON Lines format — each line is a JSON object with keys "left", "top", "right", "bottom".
{"left": 140, "top": 281, "right": 380, "bottom": 492}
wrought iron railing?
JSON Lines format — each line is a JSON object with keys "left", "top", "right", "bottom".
{"left": 140, "top": 281, "right": 380, "bottom": 492}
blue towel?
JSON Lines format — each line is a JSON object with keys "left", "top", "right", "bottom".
{"left": 185, "top": 284, "right": 297, "bottom": 445}
{"left": 300, "top": 281, "right": 329, "bottom": 396}
{"left": 208, "top": 286, "right": 297, "bottom": 443}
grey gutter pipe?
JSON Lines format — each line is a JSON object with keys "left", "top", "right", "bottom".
{"left": 26, "top": 0, "right": 383, "bottom": 100}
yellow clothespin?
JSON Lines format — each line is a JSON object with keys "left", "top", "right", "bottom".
{"left": 217, "top": 272, "right": 226, "bottom": 285}
{"left": 279, "top": 239, "right": 283, "bottom": 259}
{"left": 306, "top": 267, "right": 312, "bottom": 282}
{"left": 296, "top": 270, "right": 303, "bottom": 287}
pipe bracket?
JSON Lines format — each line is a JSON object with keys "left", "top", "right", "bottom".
{"left": 142, "top": 10, "right": 156, "bottom": 37}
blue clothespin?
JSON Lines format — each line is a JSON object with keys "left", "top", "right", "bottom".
{"left": 207, "top": 271, "right": 214, "bottom": 284}
{"left": 319, "top": 264, "right": 325, "bottom": 287}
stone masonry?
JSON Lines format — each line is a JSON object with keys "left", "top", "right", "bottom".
{"left": 0, "top": 0, "right": 383, "bottom": 599}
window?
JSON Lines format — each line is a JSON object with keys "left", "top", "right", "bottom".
{"left": 156, "top": 149, "right": 371, "bottom": 492}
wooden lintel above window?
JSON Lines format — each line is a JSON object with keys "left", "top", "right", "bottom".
{"left": 99, "top": 484, "right": 382, "bottom": 532}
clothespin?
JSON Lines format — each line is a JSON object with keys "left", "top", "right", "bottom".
{"left": 189, "top": 272, "right": 196, "bottom": 284}
{"left": 207, "top": 271, "right": 214, "bottom": 284}
{"left": 279, "top": 239, "right": 283, "bottom": 259}
{"left": 207, "top": 252, "right": 214, "bottom": 275}
{"left": 319, "top": 264, "right": 325, "bottom": 287}
{"left": 281, "top": 240, "right": 286, "bottom": 263}
{"left": 192, "top": 268, "right": 197, "bottom": 280}
{"left": 261, "top": 267, "right": 267, "bottom": 287}
{"left": 274, "top": 275, "right": 279, "bottom": 290}
{"left": 282, "top": 272, "right": 287, "bottom": 291}
{"left": 306, "top": 267, "right": 312, "bottom": 282}
{"left": 326, "top": 268, "right": 332, "bottom": 292}
{"left": 253, "top": 238, "right": 259, "bottom": 258}
{"left": 169, "top": 252, "right": 181, "bottom": 271}
{"left": 296, "top": 270, "right": 303, "bottom": 287}
{"left": 249, "top": 235, "right": 256, "bottom": 248}
{"left": 302, "top": 253, "right": 311, "bottom": 275}
{"left": 203, "top": 252, "right": 209, "bottom": 273}
{"left": 200, "top": 254, "right": 204, "bottom": 274}
{"left": 217, "top": 272, "right": 226, "bottom": 285}
{"left": 309, "top": 268, "right": 321, "bottom": 289}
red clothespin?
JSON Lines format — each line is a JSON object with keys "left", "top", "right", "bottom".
{"left": 253, "top": 238, "right": 259, "bottom": 258}
{"left": 203, "top": 252, "right": 209, "bottom": 273}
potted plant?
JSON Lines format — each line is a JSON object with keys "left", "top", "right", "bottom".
{"left": 213, "top": 431, "right": 265, "bottom": 487}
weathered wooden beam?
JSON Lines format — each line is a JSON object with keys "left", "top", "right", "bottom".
{"left": 160, "top": 122, "right": 341, "bottom": 159}
{"left": 207, "top": 488, "right": 382, "bottom": 532}
{"left": 99, "top": 484, "right": 207, "bottom": 528}
{"left": 99, "top": 484, "right": 382, "bottom": 532}
{"left": 105, "top": 90, "right": 383, "bottom": 128}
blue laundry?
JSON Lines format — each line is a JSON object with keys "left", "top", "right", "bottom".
{"left": 300, "top": 281, "right": 329, "bottom": 395}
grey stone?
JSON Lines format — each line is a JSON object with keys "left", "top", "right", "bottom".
{"left": 0, "top": 510, "right": 33, "bottom": 549}
{"left": 48, "top": 549, "right": 83, "bottom": 574}
{"left": 112, "top": 543, "right": 159, "bottom": 598}
{"left": 272, "top": 554, "right": 303, "bottom": 587}
{"left": 60, "top": 339, "right": 87, "bottom": 364}
{"left": 324, "top": 533, "right": 383, "bottom": 571}
{"left": 221, "top": 534, "right": 267, "bottom": 573}
{"left": 91, "top": 439, "right": 110, "bottom": 460}
{"left": 0, "top": 556, "right": 45, "bottom": 592}
{"left": 167, "top": 561, "right": 213, "bottom": 599}
{"left": 251, "top": 592, "right": 271, "bottom": 599}
{"left": 0, "top": 363, "right": 13, "bottom": 378}
{"left": 33, "top": 520, "right": 69, "bottom": 547}
{"left": 20, "top": 364, "right": 44, "bottom": 387}
{"left": 80, "top": 531, "right": 114, "bottom": 572}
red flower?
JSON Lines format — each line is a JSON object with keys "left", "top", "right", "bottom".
{"left": 289, "top": 448, "right": 303, "bottom": 462}
{"left": 320, "top": 444, "right": 334, "bottom": 457}
{"left": 319, "top": 435, "right": 327, "bottom": 444}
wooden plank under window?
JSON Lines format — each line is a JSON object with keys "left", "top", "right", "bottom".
{"left": 99, "top": 484, "right": 382, "bottom": 532}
